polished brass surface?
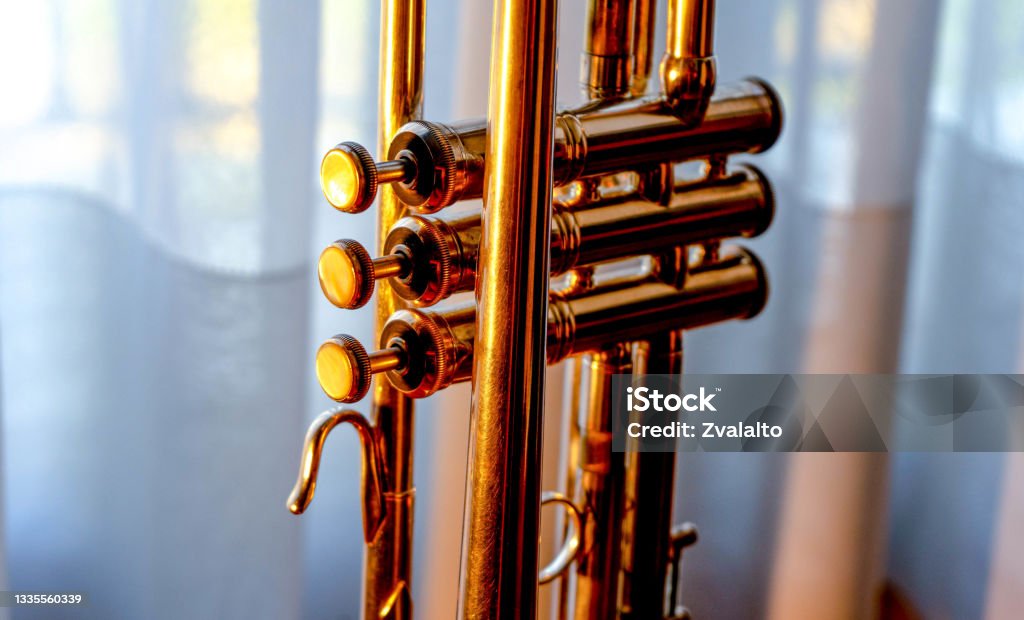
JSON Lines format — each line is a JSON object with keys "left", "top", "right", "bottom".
{"left": 318, "top": 240, "right": 411, "bottom": 310}
{"left": 556, "top": 80, "right": 777, "bottom": 182}
{"left": 661, "top": 0, "right": 716, "bottom": 121}
{"left": 573, "top": 346, "right": 631, "bottom": 620}
{"left": 620, "top": 334, "right": 684, "bottom": 620}
{"left": 317, "top": 248, "right": 766, "bottom": 400}
{"left": 582, "top": 0, "right": 637, "bottom": 99}
{"left": 293, "top": 1, "right": 784, "bottom": 616}
{"left": 629, "top": 0, "right": 656, "bottom": 97}
{"left": 286, "top": 408, "right": 386, "bottom": 543}
{"left": 319, "top": 165, "right": 772, "bottom": 308}
{"left": 458, "top": 0, "right": 559, "bottom": 616}
{"left": 538, "top": 491, "right": 584, "bottom": 585}
{"left": 363, "top": 1, "right": 423, "bottom": 619}
{"left": 321, "top": 79, "right": 780, "bottom": 213}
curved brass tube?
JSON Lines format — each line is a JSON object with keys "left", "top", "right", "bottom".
{"left": 538, "top": 491, "right": 584, "bottom": 585}
{"left": 287, "top": 408, "right": 387, "bottom": 544}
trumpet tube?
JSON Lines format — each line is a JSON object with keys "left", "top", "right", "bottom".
{"left": 458, "top": 0, "right": 560, "bottom": 616}
{"left": 318, "top": 165, "right": 772, "bottom": 309}
{"left": 320, "top": 79, "right": 780, "bottom": 212}
{"left": 364, "top": 0, "right": 423, "bottom": 617}
{"left": 582, "top": 0, "right": 638, "bottom": 99}
{"left": 573, "top": 346, "right": 631, "bottom": 620}
{"left": 661, "top": 0, "right": 716, "bottom": 120}
{"left": 629, "top": 0, "right": 657, "bottom": 97}
{"left": 619, "top": 335, "right": 684, "bottom": 620}
{"left": 314, "top": 247, "right": 767, "bottom": 402}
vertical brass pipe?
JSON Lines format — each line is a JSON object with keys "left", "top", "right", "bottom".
{"left": 620, "top": 332, "right": 683, "bottom": 620}
{"left": 630, "top": 0, "right": 657, "bottom": 97}
{"left": 582, "top": 0, "right": 637, "bottom": 100}
{"left": 459, "top": 0, "right": 559, "bottom": 617}
{"left": 666, "top": 0, "right": 714, "bottom": 58}
{"left": 556, "top": 356, "right": 585, "bottom": 620}
{"left": 574, "top": 346, "right": 630, "bottom": 620}
{"left": 366, "top": 1, "right": 424, "bottom": 618}
{"left": 661, "top": 0, "right": 716, "bottom": 120}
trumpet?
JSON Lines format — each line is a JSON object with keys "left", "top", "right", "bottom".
{"left": 287, "top": 0, "right": 782, "bottom": 618}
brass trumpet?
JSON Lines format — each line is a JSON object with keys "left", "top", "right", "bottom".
{"left": 287, "top": 0, "right": 782, "bottom": 618}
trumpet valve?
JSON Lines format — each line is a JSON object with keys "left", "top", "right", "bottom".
{"left": 318, "top": 239, "right": 410, "bottom": 309}
{"left": 319, "top": 141, "right": 412, "bottom": 213}
{"left": 315, "top": 335, "right": 405, "bottom": 403}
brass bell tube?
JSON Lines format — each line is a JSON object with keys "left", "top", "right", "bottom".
{"left": 314, "top": 247, "right": 767, "bottom": 402}
{"left": 318, "top": 165, "right": 773, "bottom": 309}
{"left": 319, "top": 79, "right": 780, "bottom": 213}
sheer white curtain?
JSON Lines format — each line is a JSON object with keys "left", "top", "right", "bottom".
{"left": 2, "top": 0, "right": 1024, "bottom": 619}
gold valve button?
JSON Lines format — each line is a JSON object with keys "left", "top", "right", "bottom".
{"left": 318, "top": 240, "right": 375, "bottom": 309}
{"left": 320, "top": 142, "right": 378, "bottom": 213}
{"left": 316, "top": 335, "right": 372, "bottom": 403}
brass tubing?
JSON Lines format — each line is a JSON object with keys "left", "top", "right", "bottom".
{"left": 373, "top": 254, "right": 410, "bottom": 280}
{"left": 582, "top": 0, "right": 638, "bottom": 99}
{"left": 558, "top": 249, "right": 764, "bottom": 355}
{"left": 322, "top": 248, "right": 766, "bottom": 400}
{"left": 319, "top": 80, "right": 781, "bottom": 212}
{"left": 458, "top": 0, "right": 559, "bottom": 617}
{"left": 630, "top": 0, "right": 657, "bottom": 96}
{"left": 321, "top": 165, "right": 772, "bottom": 308}
{"left": 286, "top": 408, "right": 386, "bottom": 544}
{"left": 365, "top": 0, "right": 423, "bottom": 617}
{"left": 573, "top": 346, "right": 631, "bottom": 620}
{"left": 555, "top": 356, "right": 586, "bottom": 620}
{"left": 619, "top": 334, "right": 683, "bottom": 619}
{"left": 661, "top": 0, "right": 716, "bottom": 121}
{"left": 369, "top": 348, "right": 406, "bottom": 374}
{"left": 561, "top": 80, "right": 776, "bottom": 181}
{"left": 554, "top": 165, "right": 772, "bottom": 272}
{"left": 666, "top": 0, "right": 714, "bottom": 59}
{"left": 377, "top": 158, "right": 414, "bottom": 184}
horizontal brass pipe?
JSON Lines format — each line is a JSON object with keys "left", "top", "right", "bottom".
{"left": 318, "top": 165, "right": 772, "bottom": 309}
{"left": 319, "top": 79, "right": 781, "bottom": 212}
{"left": 314, "top": 247, "right": 766, "bottom": 401}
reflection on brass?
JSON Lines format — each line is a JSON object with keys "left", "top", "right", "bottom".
{"left": 315, "top": 248, "right": 766, "bottom": 400}
{"left": 582, "top": 0, "right": 638, "bottom": 99}
{"left": 291, "top": 0, "right": 783, "bottom": 617}
{"left": 538, "top": 491, "right": 584, "bottom": 585}
{"left": 320, "top": 165, "right": 772, "bottom": 308}
{"left": 661, "top": 0, "right": 716, "bottom": 121}
{"left": 286, "top": 408, "right": 386, "bottom": 543}
{"left": 573, "top": 346, "right": 631, "bottom": 619}
{"left": 319, "top": 79, "right": 780, "bottom": 213}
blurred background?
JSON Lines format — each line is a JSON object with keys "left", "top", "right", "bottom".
{"left": 1, "top": 0, "right": 1023, "bottom": 618}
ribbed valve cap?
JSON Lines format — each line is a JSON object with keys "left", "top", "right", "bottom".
{"left": 320, "top": 142, "right": 378, "bottom": 213}
{"left": 315, "top": 335, "right": 373, "bottom": 403}
{"left": 318, "top": 240, "right": 376, "bottom": 309}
